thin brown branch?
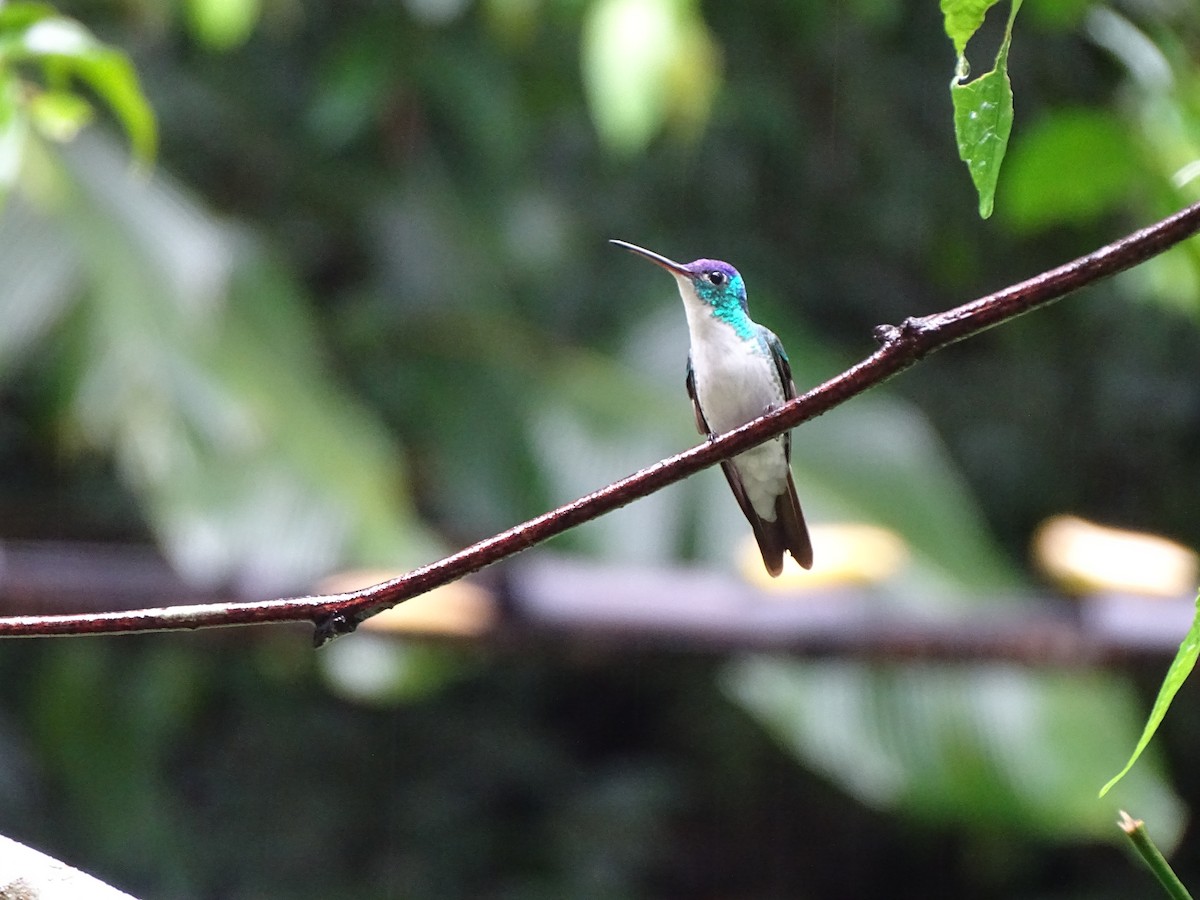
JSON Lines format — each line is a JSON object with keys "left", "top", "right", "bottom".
{"left": 2, "top": 202, "right": 1200, "bottom": 644}
{"left": 4, "top": 541, "right": 1196, "bottom": 664}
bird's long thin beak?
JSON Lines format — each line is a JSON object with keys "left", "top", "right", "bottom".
{"left": 609, "top": 239, "right": 690, "bottom": 276}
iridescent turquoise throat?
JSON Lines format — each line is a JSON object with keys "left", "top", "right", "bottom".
{"left": 694, "top": 274, "right": 754, "bottom": 340}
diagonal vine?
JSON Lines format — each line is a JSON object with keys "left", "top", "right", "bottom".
{"left": 1, "top": 201, "right": 1199, "bottom": 645}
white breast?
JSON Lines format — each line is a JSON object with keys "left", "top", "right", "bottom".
{"left": 689, "top": 322, "right": 782, "bottom": 431}
{"left": 682, "top": 298, "right": 790, "bottom": 520}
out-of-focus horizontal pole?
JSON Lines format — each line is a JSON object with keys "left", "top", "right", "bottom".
{"left": 0, "top": 540, "right": 1192, "bottom": 665}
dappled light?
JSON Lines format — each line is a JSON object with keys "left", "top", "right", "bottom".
{"left": 1035, "top": 515, "right": 1199, "bottom": 599}
{"left": 2, "top": 0, "right": 1200, "bottom": 896}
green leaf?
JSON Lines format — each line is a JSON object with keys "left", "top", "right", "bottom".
{"left": 0, "top": 194, "right": 78, "bottom": 374}
{"left": 29, "top": 88, "right": 93, "bottom": 141}
{"left": 43, "top": 135, "right": 435, "bottom": 591}
{"left": 728, "top": 658, "right": 1184, "bottom": 840}
{"left": 788, "top": 393, "right": 1018, "bottom": 590}
{"left": 940, "top": 0, "right": 1003, "bottom": 56}
{"left": 51, "top": 44, "right": 156, "bottom": 164}
{"left": 950, "top": 0, "right": 1022, "bottom": 218}
{"left": 1022, "top": 0, "right": 1091, "bottom": 30}
{"left": 951, "top": 67, "right": 1012, "bottom": 218}
{"left": 186, "top": 0, "right": 263, "bottom": 51}
{"left": 0, "top": 74, "right": 24, "bottom": 191}
{"left": 1000, "top": 107, "right": 1141, "bottom": 230}
{"left": 0, "top": 2, "right": 57, "bottom": 36}
{"left": 582, "top": 0, "right": 718, "bottom": 155}
{"left": 1101, "top": 593, "right": 1200, "bottom": 798}
{"left": 11, "top": 17, "right": 156, "bottom": 164}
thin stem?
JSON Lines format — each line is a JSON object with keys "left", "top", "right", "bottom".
{"left": 0, "top": 201, "right": 1198, "bottom": 643}
{"left": 1120, "top": 811, "right": 1194, "bottom": 900}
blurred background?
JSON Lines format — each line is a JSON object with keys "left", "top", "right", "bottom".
{"left": 3, "top": 0, "right": 1200, "bottom": 896}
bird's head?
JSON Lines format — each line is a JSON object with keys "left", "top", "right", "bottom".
{"left": 611, "top": 240, "right": 748, "bottom": 316}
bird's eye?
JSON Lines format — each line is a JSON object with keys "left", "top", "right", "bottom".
{"left": 708, "top": 271, "right": 726, "bottom": 286}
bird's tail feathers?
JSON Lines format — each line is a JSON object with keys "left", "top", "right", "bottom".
{"left": 773, "top": 470, "right": 813, "bottom": 571}
{"left": 723, "top": 463, "right": 813, "bottom": 576}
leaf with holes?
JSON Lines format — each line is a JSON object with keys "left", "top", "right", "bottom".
{"left": 950, "top": 0, "right": 1022, "bottom": 218}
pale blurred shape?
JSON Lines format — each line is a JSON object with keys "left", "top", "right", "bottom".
{"left": 741, "top": 523, "right": 909, "bottom": 593}
{"left": 186, "top": 0, "right": 262, "bottom": 50}
{"left": 69, "top": 137, "right": 237, "bottom": 322}
{"left": 1172, "top": 159, "right": 1200, "bottom": 189}
{"left": 0, "top": 833, "right": 135, "bottom": 900}
{"left": 404, "top": 0, "right": 471, "bottom": 25}
{"left": 0, "top": 202, "right": 75, "bottom": 371}
{"left": 582, "top": 0, "right": 718, "bottom": 154}
{"left": 1034, "top": 515, "right": 1198, "bottom": 597}
{"left": 22, "top": 19, "right": 92, "bottom": 56}
{"left": 1085, "top": 7, "right": 1172, "bottom": 92}
{"left": 320, "top": 633, "right": 418, "bottom": 705}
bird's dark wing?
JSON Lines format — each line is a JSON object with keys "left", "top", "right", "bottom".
{"left": 687, "top": 351, "right": 801, "bottom": 573}
{"left": 764, "top": 327, "right": 814, "bottom": 571}
{"left": 687, "top": 354, "right": 755, "bottom": 526}
{"left": 764, "top": 328, "right": 796, "bottom": 461}
{"left": 685, "top": 354, "right": 709, "bottom": 436}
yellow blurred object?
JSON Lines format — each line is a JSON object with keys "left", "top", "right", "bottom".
{"left": 316, "top": 569, "right": 496, "bottom": 637}
{"left": 740, "top": 523, "right": 909, "bottom": 592}
{"left": 1033, "top": 515, "right": 1198, "bottom": 597}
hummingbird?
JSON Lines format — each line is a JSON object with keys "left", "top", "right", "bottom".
{"left": 611, "top": 239, "right": 813, "bottom": 575}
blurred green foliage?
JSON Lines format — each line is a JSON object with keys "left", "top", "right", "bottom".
{"left": 2, "top": 0, "right": 1200, "bottom": 896}
{"left": 582, "top": 0, "right": 718, "bottom": 154}
{"left": 0, "top": 1, "right": 155, "bottom": 193}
